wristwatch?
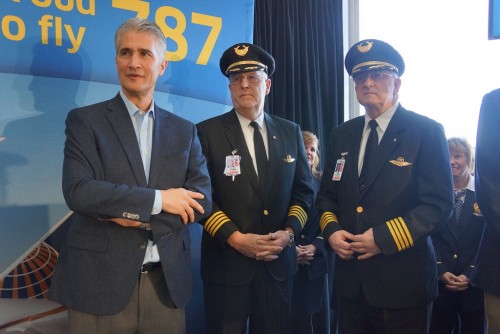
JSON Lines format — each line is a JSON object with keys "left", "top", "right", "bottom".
{"left": 283, "top": 228, "right": 295, "bottom": 247}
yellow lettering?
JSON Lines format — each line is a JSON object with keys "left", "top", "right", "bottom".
{"left": 77, "top": 0, "right": 95, "bottom": 15}
{"left": 156, "top": 6, "right": 187, "bottom": 61}
{"left": 65, "top": 25, "right": 85, "bottom": 53}
{"left": 112, "top": 0, "right": 149, "bottom": 18}
{"left": 55, "top": 0, "right": 74, "bottom": 12}
{"left": 31, "top": 0, "right": 51, "bottom": 8}
{"left": 1, "top": 15, "right": 25, "bottom": 41}
{"left": 192, "top": 12, "right": 222, "bottom": 65}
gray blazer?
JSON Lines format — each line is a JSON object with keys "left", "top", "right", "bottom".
{"left": 49, "top": 94, "right": 211, "bottom": 315}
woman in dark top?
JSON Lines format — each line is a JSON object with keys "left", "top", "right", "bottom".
{"left": 430, "top": 137, "right": 486, "bottom": 334}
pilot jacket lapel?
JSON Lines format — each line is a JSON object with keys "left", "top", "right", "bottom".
{"left": 224, "top": 111, "right": 261, "bottom": 198}
{"left": 106, "top": 96, "right": 148, "bottom": 187}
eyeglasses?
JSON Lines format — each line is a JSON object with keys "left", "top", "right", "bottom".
{"left": 351, "top": 72, "right": 395, "bottom": 85}
{"left": 229, "top": 73, "right": 266, "bottom": 85}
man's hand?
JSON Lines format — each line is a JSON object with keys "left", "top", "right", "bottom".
{"left": 328, "top": 230, "right": 355, "bottom": 260}
{"left": 440, "top": 272, "right": 470, "bottom": 291}
{"left": 227, "top": 231, "right": 283, "bottom": 261}
{"left": 160, "top": 188, "right": 205, "bottom": 224}
{"left": 350, "top": 228, "right": 382, "bottom": 260}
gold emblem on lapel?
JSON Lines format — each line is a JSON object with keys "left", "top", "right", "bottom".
{"left": 282, "top": 155, "right": 296, "bottom": 163}
{"left": 473, "top": 203, "right": 482, "bottom": 216}
{"left": 389, "top": 157, "right": 412, "bottom": 167}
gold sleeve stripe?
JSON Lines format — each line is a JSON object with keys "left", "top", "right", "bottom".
{"left": 288, "top": 205, "right": 307, "bottom": 227}
{"left": 205, "top": 211, "right": 230, "bottom": 236}
{"left": 396, "top": 217, "right": 414, "bottom": 247}
{"left": 319, "top": 212, "right": 338, "bottom": 232}
{"left": 386, "top": 217, "right": 414, "bottom": 251}
{"left": 397, "top": 217, "right": 414, "bottom": 246}
{"left": 387, "top": 221, "right": 403, "bottom": 251}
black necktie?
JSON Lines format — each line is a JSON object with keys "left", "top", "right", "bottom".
{"left": 250, "top": 121, "right": 268, "bottom": 192}
{"left": 360, "top": 120, "right": 378, "bottom": 186}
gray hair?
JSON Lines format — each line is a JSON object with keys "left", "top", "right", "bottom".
{"left": 115, "top": 17, "right": 166, "bottom": 59}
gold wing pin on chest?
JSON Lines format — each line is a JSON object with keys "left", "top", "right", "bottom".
{"left": 282, "top": 155, "right": 295, "bottom": 163}
{"left": 389, "top": 157, "right": 412, "bottom": 166}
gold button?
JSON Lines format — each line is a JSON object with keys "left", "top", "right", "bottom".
{"left": 356, "top": 206, "right": 363, "bottom": 213}
{"left": 453, "top": 254, "right": 458, "bottom": 259}
{"left": 263, "top": 210, "right": 269, "bottom": 215}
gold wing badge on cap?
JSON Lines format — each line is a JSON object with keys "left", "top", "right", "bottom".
{"left": 357, "top": 41, "right": 373, "bottom": 53}
{"left": 282, "top": 155, "right": 296, "bottom": 163}
{"left": 389, "top": 157, "right": 412, "bottom": 167}
{"left": 234, "top": 45, "right": 249, "bottom": 56}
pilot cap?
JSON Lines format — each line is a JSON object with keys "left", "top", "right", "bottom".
{"left": 345, "top": 39, "right": 405, "bottom": 77}
{"left": 219, "top": 43, "right": 275, "bottom": 77}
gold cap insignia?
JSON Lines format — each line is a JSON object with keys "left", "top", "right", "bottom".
{"left": 282, "top": 155, "right": 296, "bottom": 163}
{"left": 234, "top": 45, "right": 249, "bottom": 57}
{"left": 389, "top": 157, "right": 412, "bottom": 167}
{"left": 357, "top": 41, "right": 373, "bottom": 53}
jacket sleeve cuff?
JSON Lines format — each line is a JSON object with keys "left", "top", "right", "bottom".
{"left": 375, "top": 216, "right": 415, "bottom": 256}
{"left": 203, "top": 210, "right": 239, "bottom": 244}
{"left": 319, "top": 211, "right": 339, "bottom": 240}
{"left": 285, "top": 205, "right": 308, "bottom": 235}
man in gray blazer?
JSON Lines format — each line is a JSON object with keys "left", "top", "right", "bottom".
{"left": 49, "top": 18, "right": 211, "bottom": 334}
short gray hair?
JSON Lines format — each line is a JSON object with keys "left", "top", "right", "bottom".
{"left": 115, "top": 17, "right": 166, "bottom": 59}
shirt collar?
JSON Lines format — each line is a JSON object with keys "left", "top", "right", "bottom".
{"left": 120, "top": 90, "right": 155, "bottom": 119}
{"left": 364, "top": 100, "right": 399, "bottom": 134}
{"left": 235, "top": 110, "right": 265, "bottom": 129}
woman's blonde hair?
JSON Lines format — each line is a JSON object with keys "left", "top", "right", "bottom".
{"left": 448, "top": 137, "right": 474, "bottom": 173}
{"left": 302, "top": 131, "right": 321, "bottom": 178}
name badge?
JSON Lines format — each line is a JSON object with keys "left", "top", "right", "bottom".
{"left": 224, "top": 150, "right": 241, "bottom": 181}
{"left": 332, "top": 152, "right": 348, "bottom": 181}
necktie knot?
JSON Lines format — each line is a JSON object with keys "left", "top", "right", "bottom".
{"left": 369, "top": 119, "right": 378, "bottom": 132}
{"left": 454, "top": 189, "right": 466, "bottom": 203}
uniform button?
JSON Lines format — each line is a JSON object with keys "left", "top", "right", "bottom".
{"left": 356, "top": 206, "right": 363, "bottom": 213}
{"left": 263, "top": 210, "right": 269, "bottom": 215}
{"left": 301, "top": 235, "right": 305, "bottom": 239}
{"left": 453, "top": 254, "right": 458, "bottom": 259}
{"left": 139, "top": 242, "right": 147, "bottom": 249}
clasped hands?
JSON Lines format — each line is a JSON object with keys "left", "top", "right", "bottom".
{"left": 296, "top": 244, "right": 317, "bottom": 265}
{"left": 100, "top": 188, "right": 205, "bottom": 228}
{"left": 440, "top": 272, "right": 470, "bottom": 291}
{"left": 227, "top": 230, "right": 291, "bottom": 261}
{"left": 328, "top": 228, "right": 382, "bottom": 260}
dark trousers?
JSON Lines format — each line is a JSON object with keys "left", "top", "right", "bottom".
{"left": 203, "top": 263, "right": 293, "bottom": 334}
{"left": 337, "top": 293, "right": 432, "bottom": 334}
{"left": 430, "top": 287, "right": 486, "bottom": 334}
{"left": 68, "top": 267, "right": 185, "bottom": 334}
{"left": 292, "top": 274, "right": 331, "bottom": 334}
